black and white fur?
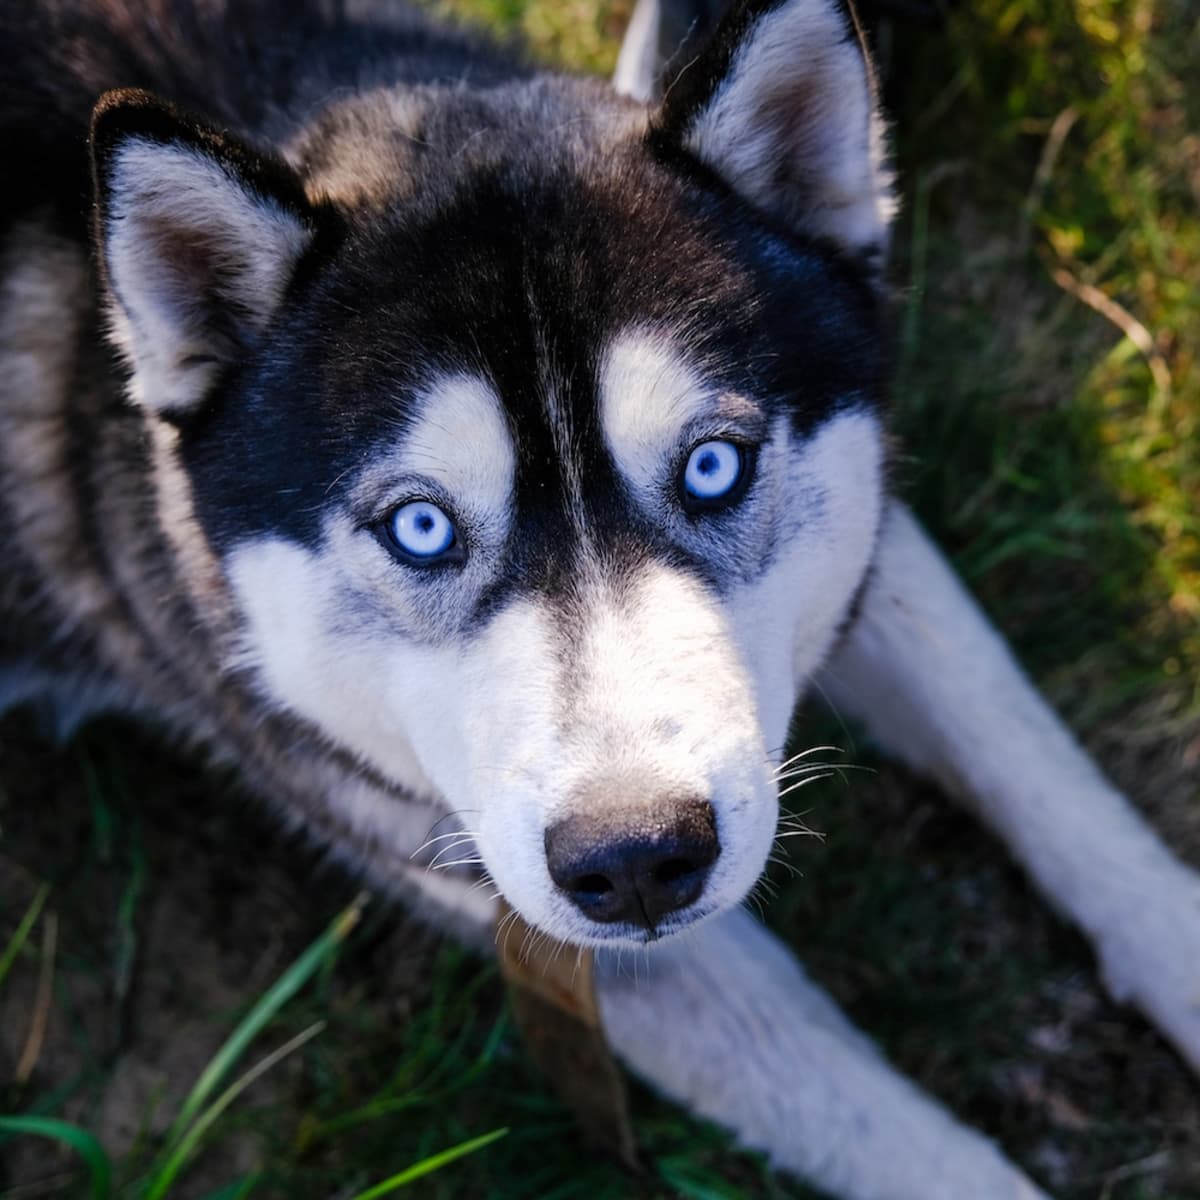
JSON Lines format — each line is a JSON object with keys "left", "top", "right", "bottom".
{"left": 1, "top": 2, "right": 1198, "bottom": 1197}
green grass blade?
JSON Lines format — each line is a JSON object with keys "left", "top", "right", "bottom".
{"left": 198, "top": 1176, "right": 261, "bottom": 1200}
{"left": 144, "top": 1023, "right": 325, "bottom": 1200}
{"left": 0, "top": 1115, "right": 111, "bottom": 1200}
{"left": 658, "top": 1159, "right": 746, "bottom": 1200}
{"left": 310, "top": 1006, "right": 512, "bottom": 1141}
{"left": 346, "top": 1127, "right": 509, "bottom": 1200}
{"left": 162, "top": 896, "right": 363, "bottom": 1149}
{"left": 0, "top": 882, "right": 50, "bottom": 988}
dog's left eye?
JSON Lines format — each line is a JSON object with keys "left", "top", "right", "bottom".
{"left": 681, "top": 440, "right": 746, "bottom": 509}
{"left": 383, "top": 500, "right": 462, "bottom": 565}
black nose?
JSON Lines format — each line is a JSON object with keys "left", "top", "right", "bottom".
{"left": 544, "top": 797, "right": 720, "bottom": 931}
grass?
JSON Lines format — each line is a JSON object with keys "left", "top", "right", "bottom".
{"left": 2, "top": 1, "right": 1198, "bottom": 1198}
{"left": 890, "top": 0, "right": 1200, "bottom": 740}
{"left": 0, "top": 887, "right": 510, "bottom": 1199}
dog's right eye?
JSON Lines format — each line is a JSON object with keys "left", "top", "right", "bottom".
{"left": 382, "top": 501, "right": 464, "bottom": 566}
{"left": 679, "top": 439, "right": 753, "bottom": 514}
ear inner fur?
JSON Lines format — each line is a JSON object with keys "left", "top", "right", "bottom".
{"left": 89, "top": 89, "right": 319, "bottom": 417}
{"left": 648, "top": 0, "right": 894, "bottom": 263}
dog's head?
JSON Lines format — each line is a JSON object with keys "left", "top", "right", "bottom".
{"left": 89, "top": 0, "right": 892, "bottom": 946}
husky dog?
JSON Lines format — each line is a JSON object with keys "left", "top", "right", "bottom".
{"left": 2, "top": 1, "right": 1198, "bottom": 1196}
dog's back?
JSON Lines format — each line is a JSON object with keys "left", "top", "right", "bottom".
{"left": 1, "top": 2, "right": 521, "bottom": 232}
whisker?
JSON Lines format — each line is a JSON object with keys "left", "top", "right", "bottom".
{"left": 430, "top": 857, "right": 485, "bottom": 872}
{"left": 519, "top": 922, "right": 539, "bottom": 965}
{"left": 753, "top": 875, "right": 779, "bottom": 902}
{"left": 771, "top": 745, "right": 845, "bottom": 775}
{"left": 495, "top": 908, "right": 522, "bottom": 954}
{"left": 776, "top": 811, "right": 819, "bottom": 827}
{"left": 778, "top": 773, "right": 835, "bottom": 799}
{"left": 766, "top": 853, "right": 802, "bottom": 878}
{"left": 412, "top": 809, "right": 481, "bottom": 858}
{"left": 413, "top": 829, "right": 482, "bottom": 850}
{"left": 547, "top": 937, "right": 568, "bottom": 974}
{"left": 426, "top": 838, "right": 482, "bottom": 868}
{"left": 412, "top": 833, "right": 479, "bottom": 863}
{"left": 773, "top": 763, "right": 873, "bottom": 787}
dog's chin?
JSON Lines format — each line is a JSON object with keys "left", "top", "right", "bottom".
{"left": 515, "top": 896, "right": 728, "bottom": 952}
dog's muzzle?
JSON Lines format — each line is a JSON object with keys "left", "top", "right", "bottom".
{"left": 544, "top": 794, "right": 719, "bottom": 933}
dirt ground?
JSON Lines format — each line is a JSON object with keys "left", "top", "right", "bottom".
{"left": 0, "top": 716, "right": 443, "bottom": 1194}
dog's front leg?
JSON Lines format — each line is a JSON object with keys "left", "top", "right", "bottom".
{"left": 596, "top": 908, "right": 1046, "bottom": 1200}
{"left": 821, "top": 500, "right": 1200, "bottom": 1073}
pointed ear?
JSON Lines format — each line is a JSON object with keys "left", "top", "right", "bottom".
{"left": 90, "top": 89, "right": 318, "bottom": 417}
{"left": 650, "top": 0, "right": 894, "bottom": 265}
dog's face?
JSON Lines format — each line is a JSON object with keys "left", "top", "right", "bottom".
{"left": 89, "top": 0, "right": 893, "bottom": 946}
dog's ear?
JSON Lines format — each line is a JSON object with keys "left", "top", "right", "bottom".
{"left": 90, "top": 89, "right": 318, "bottom": 417}
{"left": 649, "top": 0, "right": 894, "bottom": 264}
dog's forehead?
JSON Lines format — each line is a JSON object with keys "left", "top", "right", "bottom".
{"left": 186, "top": 139, "right": 884, "bottom": 552}
{"left": 315, "top": 167, "right": 769, "bottom": 517}
{"left": 324, "top": 146, "right": 885, "bottom": 436}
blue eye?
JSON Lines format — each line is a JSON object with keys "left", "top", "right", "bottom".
{"left": 682, "top": 440, "right": 744, "bottom": 507}
{"left": 386, "top": 500, "right": 459, "bottom": 563}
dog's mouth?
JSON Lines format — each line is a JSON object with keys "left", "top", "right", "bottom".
{"left": 586, "top": 898, "right": 724, "bottom": 946}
